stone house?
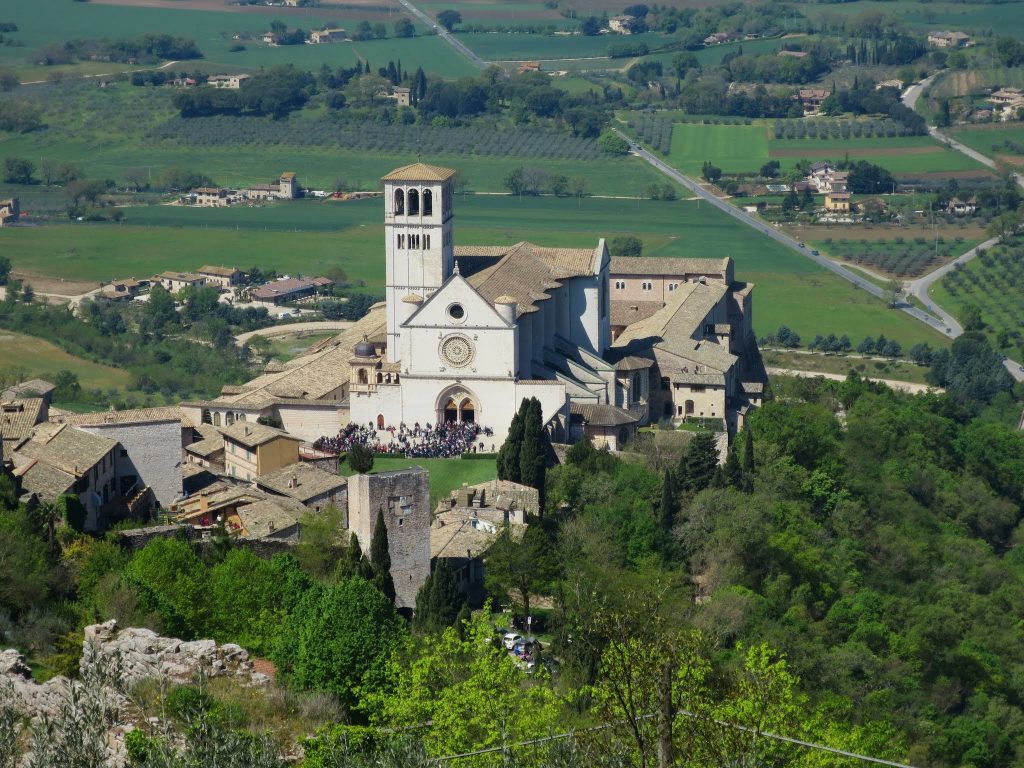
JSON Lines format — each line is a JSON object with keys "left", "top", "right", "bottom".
{"left": 309, "top": 28, "right": 346, "bottom": 44}
{"left": 928, "top": 30, "right": 970, "bottom": 47}
{"left": 1, "top": 398, "right": 48, "bottom": 459}
{"left": 0, "top": 197, "right": 19, "bottom": 227}
{"left": 207, "top": 74, "right": 250, "bottom": 89}
{"left": 946, "top": 196, "right": 977, "bottom": 215}
{"left": 155, "top": 271, "right": 207, "bottom": 293}
{"left": 255, "top": 462, "right": 347, "bottom": 512}
{"left": 222, "top": 421, "right": 301, "bottom": 482}
{"left": 608, "top": 15, "right": 637, "bottom": 34}
{"left": 824, "top": 192, "right": 852, "bottom": 213}
{"left": 198, "top": 265, "right": 243, "bottom": 288}
{"left": 798, "top": 88, "right": 830, "bottom": 115}
{"left": 250, "top": 276, "right": 334, "bottom": 305}
{"left": 2, "top": 379, "right": 56, "bottom": 404}
{"left": 184, "top": 423, "right": 225, "bottom": 469}
{"left": 192, "top": 188, "right": 231, "bottom": 207}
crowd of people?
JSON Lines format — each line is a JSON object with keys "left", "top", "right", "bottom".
{"left": 313, "top": 420, "right": 494, "bottom": 459}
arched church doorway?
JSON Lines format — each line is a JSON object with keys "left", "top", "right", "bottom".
{"left": 459, "top": 398, "right": 475, "bottom": 423}
{"left": 443, "top": 398, "right": 459, "bottom": 423}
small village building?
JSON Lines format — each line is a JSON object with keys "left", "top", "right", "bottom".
{"left": 98, "top": 278, "right": 147, "bottom": 301}
{"left": 608, "top": 15, "right": 637, "bottom": 34}
{"left": 390, "top": 86, "right": 411, "bottom": 107}
{"left": 0, "top": 197, "right": 19, "bottom": 227}
{"left": 193, "top": 187, "right": 231, "bottom": 207}
{"left": 2, "top": 379, "right": 56, "bottom": 404}
{"left": 261, "top": 32, "right": 277, "bottom": 45}
{"left": 155, "top": 271, "right": 207, "bottom": 293}
{"left": 928, "top": 30, "right": 970, "bottom": 47}
{"left": 184, "top": 423, "right": 225, "bottom": 469}
{"left": 876, "top": 79, "right": 905, "bottom": 91}
{"left": 207, "top": 74, "right": 250, "bottom": 89}
{"left": 222, "top": 421, "right": 301, "bottom": 482}
{"left": 518, "top": 61, "right": 540, "bottom": 73}
{"left": 798, "top": 88, "right": 830, "bottom": 115}
{"left": 243, "top": 172, "right": 299, "bottom": 202}
{"left": 1, "top": 398, "right": 48, "bottom": 458}
{"left": 609, "top": 256, "right": 733, "bottom": 323}
{"left": 255, "top": 462, "right": 347, "bottom": 512}
{"left": 946, "top": 196, "right": 978, "bottom": 216}
{"left": 824, "top": 192, "right": 852, "bottom": 213}
{"left": 250, "top": 276, "right": 334, "bottom": 304}
{"left": 704, "top": 32, "right": 732, "bottom": 45}
{"left": 309, "top": 28, "right": 346, "bottom": 44}
{"left": 11, "top": 423, "right": 125, "bottom": 531}
{"left": 198, "top": 265, "right": 243, "bottom": 288}
{"left": 568, "top": 402, "right": 639, "bottom": 450}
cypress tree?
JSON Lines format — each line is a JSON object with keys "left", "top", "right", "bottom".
{"left": 498, "top": 399, "right": 528, "bottom": 482}
{"left": 519, "top": 397, "right": 546, "bottom": 508}
{"left": 370, "top": 509, "right": 396, "bottom": 603}
{"left": 659, "top": 468, "right": 679, "bottom": 532}
{"left": 678, "top": 432, "right": 719, "bottom": 496}
{"left": 414, "top": 559, "right": 462, "bottom": 634}
{"left": 721, "top": 442, "right": 742, "bottom": 489}
{"left": 742, "top": 427, "right": 755, "bottom": 490}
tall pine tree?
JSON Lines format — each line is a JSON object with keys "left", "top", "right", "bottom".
{"left": 370, "top": 509, "right": 396, "bottom": 603}
{"left": 519, "top": 397, "right": 546, "bottom": 509}
{"left": 497, "top": 400, "right": 527, "bottom": 483}
{"left": 742, "top": 427, "right": 755, "bottom": 491}
{"left": 660, "top": 468, "right": 679, "bottom": 532}
{"left": 414, "top": 559, "right": 463, "bottom": 634}
{"left": 678, "top": 431, "right": 719, "bottom": 496}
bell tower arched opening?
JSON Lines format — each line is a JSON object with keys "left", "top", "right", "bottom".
{"left": 408, "top": 188, "right": 419, "bottom": 215}
{"left": 423, "top": 188, "right": 432, "bottom": 215}
{"left": 394, "top": 188, "right": 404, "bottom": 215}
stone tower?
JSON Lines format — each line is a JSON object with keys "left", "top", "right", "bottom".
{"left": 382, "top": 162, "right": 456, "bottom": 362}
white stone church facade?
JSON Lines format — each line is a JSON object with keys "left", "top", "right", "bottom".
{"left": 348, "top": 162, "right": 614, "bottom": 445}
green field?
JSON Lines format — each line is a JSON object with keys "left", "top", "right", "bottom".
{"left": 797, "top": 0, "right": 1024, "bottom": 38}
{"left": 948, "top": 124, "right": 1024, "bottom": 166}
{"left": 341, "top": 456, "right": 497, "bottom": 506}
{"left": 0, "top": 329, "right": 133, "bottom": 392}
{"left": 661, "top": 122, "right": 989, "bottom": 177}
{"left": 458, "top": 30, "right": 663, "bottom": 61}
{"left": 418, "top": 0, "right": 572, "bottom": 28}
{"left": 0, "top": 0, "right": 476, "bottom": 79}
{"left": 0, "top": 192, "right": 948, "bottom": 349}
{"left": 667, "top": 123, "right": 770, "bottom": 175}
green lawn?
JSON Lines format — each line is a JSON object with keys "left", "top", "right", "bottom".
{"left": 266, "top": 332, "right": 336, "bottom": 363}
{"left": 341, "top": 456, "right": 497, "bottom": 507}
{"left": 458, "top": 30, "right": 664, "bottom": 60}
{"left": 1, "top": 192, "right": 950, "bottom": 348}
{"left": 0, "top": 0, "right": 476, "bottom": 79}
{"left": 0, "top": 329, "right": 132, "bottom": 391}
{"left": 667, "top": 123, "right": 771, "bottom": 176}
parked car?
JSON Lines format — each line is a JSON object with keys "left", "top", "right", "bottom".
{"left": 503, "top": 633, "right": 524, "bottom": 650}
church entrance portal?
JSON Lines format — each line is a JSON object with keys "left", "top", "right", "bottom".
{"left": 437, "top": 387, "right": 480, "bottom": 425}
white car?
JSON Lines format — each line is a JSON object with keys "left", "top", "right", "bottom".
{"left": 503, "top": 633, "right": 523, "bottom": 650}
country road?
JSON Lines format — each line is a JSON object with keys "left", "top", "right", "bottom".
{"left": 395, "top": 0, "right": 489, "bottom": 70}
{"left": 611, "top": 127, "right": 959, "bottom": 336}
{"left": 235, "top": 321, "right": 352, "bottom": 346}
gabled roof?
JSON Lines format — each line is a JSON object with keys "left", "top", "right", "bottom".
{"left": 3, "top": 379, "right": 56, "bottom": 398}
{"left": 198, "top": 265, "right": 240, "bottom": 277}
{"left": 256, "top": 463, "right": 346, "bottom": 504}
{"left": 570, "top": 403, "right": 640, "bottom": 427}
{"left": 609, "top": 256, "right": 731, "bottom": 278}
{"left": 58, "top": 405, "right": 194, "bottom": 428}
{"left": 221, "top": 421, "right": 300, "bottom": 449}
{"left": 15, "top": 423, "right": 117, "bottom": 477}
{"left": 381, "top": 162, "right": 457, "bottom": 182}
{"left": 1, "top": 398, "right": 46, "bottom": 447}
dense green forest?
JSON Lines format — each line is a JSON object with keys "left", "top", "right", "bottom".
{"left": 2, "top": 355, "right": 1023, "bottom": 765}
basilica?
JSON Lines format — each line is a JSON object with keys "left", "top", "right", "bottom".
{"left": 185, "top": 162, "right": 765, "bottom": 449}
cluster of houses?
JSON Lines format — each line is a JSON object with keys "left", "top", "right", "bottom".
{"left": 184, "top": 172, "right": 299, "bottom": 207}
{"left": 976, "top": 87, "right": 1024, "bottom": 122}
{"left": 805, "top": 161, "right": 852, "bottom": 214}
{"left": 260, "top": 26, "right": 346, "bottom": 46}
{"left": 98, "top": 265, "right": 333, "bottom": 307}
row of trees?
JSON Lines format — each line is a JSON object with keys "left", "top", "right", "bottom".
{"left": 30, "top": 33, "right": 201, "bottom": 66}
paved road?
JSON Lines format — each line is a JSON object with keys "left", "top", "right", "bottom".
{"left": 235, "top": 320, "right": 352, "bottom": 345}
{"left": 395, "top": 0, "right": 489, "bottom": 70}
{"left": 612, "top": 128, "right": 957, "bottom": 336}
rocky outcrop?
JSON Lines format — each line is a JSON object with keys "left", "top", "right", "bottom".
{"left": 1, "top": 621, "right": 269, "bottom": 766}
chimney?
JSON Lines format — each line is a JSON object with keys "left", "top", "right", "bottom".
{"left": 244, "top": 426, "right": 251, "bottom": 436}
{"left": 289, "top": 474, "right": 298, "bottom": 489}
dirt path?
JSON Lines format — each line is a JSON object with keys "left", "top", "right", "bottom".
{"left": 767, "top": 367, "right": 940, "bottom": 394}
{"left": 234, "top": 321, "right": 352, "bottom": 346}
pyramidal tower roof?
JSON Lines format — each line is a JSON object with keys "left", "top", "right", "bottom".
{"left": 381, "top": 162, "right": 457, "bottom": 182}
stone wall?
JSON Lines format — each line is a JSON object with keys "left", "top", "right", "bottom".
{"left": 77, "top": 420, "right": 184, "bottom": 509}
{"left": 347, "top": 468, "right": 430, "bottom": 609}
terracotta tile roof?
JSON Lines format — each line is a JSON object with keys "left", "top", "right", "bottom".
{"left": 58, "top": 406, "right": 195, "bottom": 428}
{"left": 235, "top": 496, "right": 305, "bottom": 538}
{"left": 15, "top": 423, "right": 117, "bottom": 477}
{"left": 609, "top": 256, "right": 730, "bottom": 277}
{"left": 198, "top": 265, "right": 240, "bottom": 277}
{"left": 221, "top": 421, "right": 299, "bottom": 449}
{"left": 256, "top": 463, "right": 346, "bottom": 504}
{"left": 466, "top": 241, "right": 600, "bottom": 317}
{"left": 1, "top": 398, "right": 46, "bottom": 447}
{"left": 570, "top": 403, "right": 640, "bottom": 427}
{"left": 381, "top": 162, "right": 457, "bottom": 182}
{"left": 610, "top": 300, "right": 663, "bottom": 327}
{"left": 157, "top": 271, "right": 204, "bottom": 282}
{"left": 3, "top": 379, "right": 56, "bottom": 399}
{"left": 185, "top": 425, "right": 226, "bottom": 458}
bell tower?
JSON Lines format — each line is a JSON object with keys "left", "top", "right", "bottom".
{"left": 382, "top": 162, "right": 456, "bottom": 362}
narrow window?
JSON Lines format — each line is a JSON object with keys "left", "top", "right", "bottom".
{"left": 408, "top": 188, "right": 419, "bottom": 215}
{"left": 398, "top": 234, "right": 404, "bottom": 249}
{"left": 394, "top": 188, "right": 404, "bottom": 215}
{"left": 423, "top": 188, "right": 433, "bottom": 215}
{"left": 424, "top": 234, "right": 431, "bottom": 249}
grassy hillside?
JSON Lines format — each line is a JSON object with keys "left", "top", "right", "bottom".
{"left": 0, "top": 329, "right": 132, "bottom": 392}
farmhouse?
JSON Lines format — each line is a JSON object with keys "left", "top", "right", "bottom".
{"left": 155, "top": 271, "right": 206, "bottom": 293}
{"left": 824, "top": 192, "right": 852, "bottom": 213}
{"left": 928, "top": 30, "right": 970, "bottom": 48}
{"left": 242, "top": 172, "right": 299, "bottom": 202}
{"left": 518, "top": 61, "right": 541, "bottom": 73}
{"left": 390, "top": 86, "right": 411, "bottom": 107}
{"left": 703, "top": 32, "right": 733, "bottom": 45}
{"left": 876, "top": 79, "right": 905, "bottom": 91}
{"left": 608, "top": 15, "right": 637, "bottom": 34}
{"left": 250, "top": 276, "right": 334, "bottom": 305}
{"left": 798, "top": 88, "right": 830, "bottom": 115}
{"left": 946, "top": 196, "right": 977, "bottom": 216}
{"left": 0, "top": 197, "right": 19, "bottom": 227}
{"left": 193, "top": 187, "right": 231, "bottom": 207}
{"left": 198, "top": 265, "right": 243, "bottom": 288}
{"left": 309, "top": 28, "right": 346, "bottom": 43}
{"left": 207, "top": 74, "right": 250, "bottom": 89}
